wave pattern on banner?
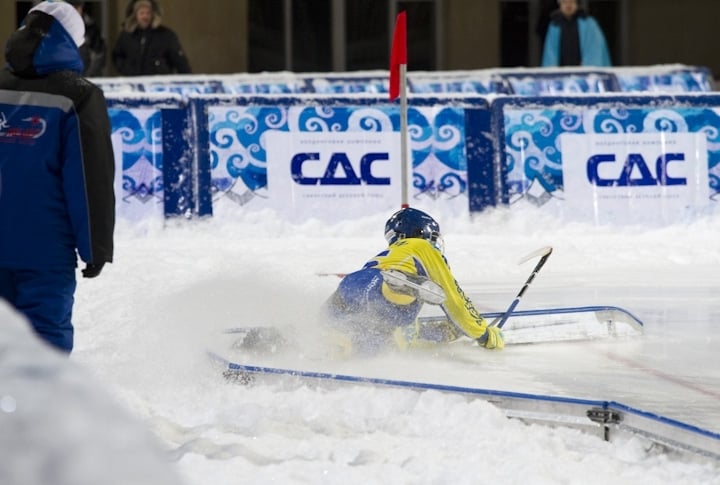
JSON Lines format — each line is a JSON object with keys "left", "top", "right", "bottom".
{"left": 109, "top": 108, "right": 164, "bottom": 206}
{"left": 208, "top": 105, "right": 468, "bottom": 209}
{"left": 504, "top": 106, "right": 720, "bottom": 206}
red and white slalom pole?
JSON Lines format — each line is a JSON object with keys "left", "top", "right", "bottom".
{"left": 389, "top": 10, "right": 408, "bottom": 208}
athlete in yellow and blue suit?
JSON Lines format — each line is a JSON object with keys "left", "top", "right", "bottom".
{"left": 324, "top": 208, "right": 504, "bottom": 355}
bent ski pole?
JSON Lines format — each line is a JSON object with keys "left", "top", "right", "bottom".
{"left": 490, "top": 246, "right": 553, "bottom": 329}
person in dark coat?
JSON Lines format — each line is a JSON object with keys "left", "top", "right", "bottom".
{"left": 0, "top": 1, "right": 115, "bottom": 353}
{"left": 112, "top": 0, "right": 192, "bottom": 76}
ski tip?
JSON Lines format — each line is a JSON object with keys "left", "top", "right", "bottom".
{"left": 315, "top": 272, "right": 348, "bottom": 278}
{"left": 518, "top": 246, "right": 553, "bottom": 265}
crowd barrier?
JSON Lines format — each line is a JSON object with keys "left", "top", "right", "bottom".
{"left": 103, "top": 65, "right": 719, "bottom": 225}
{"left": 107, "top": 93, "right": 194, "bottom": 220}
{"left": 96, "top": 65, "right": 713, "bottom": 97}
{"left": 494, "top": 94, "right": 720, "bottom": 225}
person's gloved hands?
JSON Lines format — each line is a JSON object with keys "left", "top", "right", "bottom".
{"left": 477, "top": 325, "right": 504, "bottom": 349}
{"left": 82, "top": 263, "right": 104, "bottom": 278}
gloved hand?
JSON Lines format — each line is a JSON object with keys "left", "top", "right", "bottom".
{"left": 82, "top": 263, "right": 104, "bottom": 279}
{"left": 477, "top": 325, "right": 504, "bottom": 350}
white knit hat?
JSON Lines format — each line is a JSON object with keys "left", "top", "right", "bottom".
{"left": 29, "top": 1, "right": 85, "bottom": 47}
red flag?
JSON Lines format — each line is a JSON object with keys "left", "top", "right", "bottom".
{"left": 389, "top": 11, "right": 407, "bottom": 101}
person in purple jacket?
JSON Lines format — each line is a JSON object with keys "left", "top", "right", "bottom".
{"left": 0, "top": 1, "right": 115, "bottom": 353}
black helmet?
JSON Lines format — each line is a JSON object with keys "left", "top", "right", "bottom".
{"left": 384, "top": 207, "right": 443, "bottom": 253}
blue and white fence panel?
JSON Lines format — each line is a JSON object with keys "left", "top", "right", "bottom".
{"left": 98, "top": 64, "right": 718, "bottom": 225}
{"left": 94, "top": 64, "right": 713, "bottom": 97}
{"left": 188, "top": 95, "right": 492, "bottom": 221}
{"left": 106, "top": 93, "right": 194, "bottom": 222}
{"left": 614, "top": 66, "right": 714, "bottom": 93}
{"left": 493, "top": 94, "right": 720, "bottom": 225}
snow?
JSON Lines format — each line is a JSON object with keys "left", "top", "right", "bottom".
{"left": 0, "top": 303, "right": 181, "bottom": 485}
{"left": 7, "top": 205, "right": 720, "bottom": 484}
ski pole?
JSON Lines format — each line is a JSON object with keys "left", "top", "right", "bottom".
{"left": 491, "top": 246, "right": 553, "bottom": 329}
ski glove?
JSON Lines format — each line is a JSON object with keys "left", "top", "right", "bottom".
{"left": 82, "top": 263, "right": 104, "bottom": 279}
{"left": 477, "top": 325, "right": 504, "bottom": 350}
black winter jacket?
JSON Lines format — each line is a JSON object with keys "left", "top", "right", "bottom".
{"left": 112, "top": 26, "right": 191, "bottom": 76}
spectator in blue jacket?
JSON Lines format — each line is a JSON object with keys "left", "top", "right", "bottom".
{"left": 0, "top": 0, "right": 115, "bottom": 353}
{"left": 541, "top": 0, "right": 611, "bottom": 67}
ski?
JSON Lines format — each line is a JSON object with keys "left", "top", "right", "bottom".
{"left": 440, "top": 305, "right": 642, "bottom": 344}
{"left": 315, "top": 272, "right": 347, "bottom": 278}
{"left": 222, "top": 305, "right": 644, "bottom": 351}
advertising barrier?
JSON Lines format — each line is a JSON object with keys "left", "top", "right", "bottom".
{"left": 100, "top": 66, "right": 719, "bottom": 226}
{"left": 106, "top": 94, "right": 193, "bottom": 222}
{"left": 189, "top": 95, "right": 492, "bottom": 221}
{"left": 93, "top": 65, "right": 713, "bottom": 97}
{"left": 493, "top": 94, "right": 720, "bottom": 224}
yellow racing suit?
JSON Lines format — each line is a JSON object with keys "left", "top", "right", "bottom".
{"left": 324, "top": 238, "right": 492, "bottom": 354}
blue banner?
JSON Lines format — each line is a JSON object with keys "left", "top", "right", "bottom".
{"left": 189, "top": 95, "right": 490, "bottom": 219}
{"left": 494, "top": 95, "right": 720, "bottom": 224}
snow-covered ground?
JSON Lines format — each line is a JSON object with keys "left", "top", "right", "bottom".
{"left": 9, "top": 205, "right": 720, "bottom": 484}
